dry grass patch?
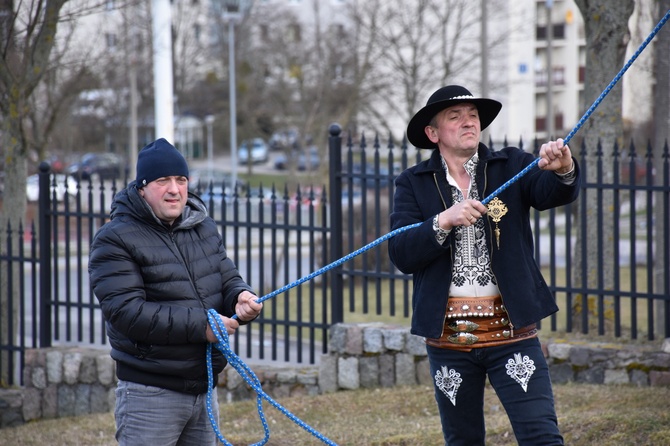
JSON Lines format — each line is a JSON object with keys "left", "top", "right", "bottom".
{"left": 1, "top": 383, "right": 669, "bottom": 445}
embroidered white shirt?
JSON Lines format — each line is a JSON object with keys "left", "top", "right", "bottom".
{"left": 440, "top": 154, "right": 500, "bottom": 297}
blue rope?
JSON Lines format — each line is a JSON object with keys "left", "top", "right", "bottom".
{"left": 206, "top": 309, "right": 339, "bottom": 445}
{"left": 206, "top": 10, "right": 670, "bottom": 443}
{"left": 238, "top": 222, "right": 421, "bottom": 310}
{"left": 206, "top": 223, "right": 419, "bottom": 444}
{"left": 481, "top": 8, "right": 670, "bottom": 206}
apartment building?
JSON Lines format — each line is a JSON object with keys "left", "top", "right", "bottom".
{"left": 63, "top": 0, "right": 651, "bottom": 151}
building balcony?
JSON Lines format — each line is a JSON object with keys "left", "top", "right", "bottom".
{"left": 535, "top": 66, "right": 566, "bottom": 87}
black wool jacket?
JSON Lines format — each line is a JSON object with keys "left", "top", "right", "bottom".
{"left": 388, "top": 144, "right": 580, "bottom": 339}
{"left": 89, "top": 183, "right": 254, "bottom": 394}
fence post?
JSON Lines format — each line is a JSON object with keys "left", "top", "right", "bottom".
{"left": 37, "top": 162, "right": 52, "bottom": 347}
{"left": 328, "top": 123, "right": 344, "bottom": 324}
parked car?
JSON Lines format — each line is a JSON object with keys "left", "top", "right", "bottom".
{"left": 67, "top": 153, "right": 125, "bottom": 180}
{"left": 26, "top": 173, "right": 78, "bottom": 202}
{"left": 274, "top": 146, "right": 321, "bottom": 171}
{"left": 351, "top": 163, "right": 401, "bottom": 188}
{"left": 620, "top": 151, "right": 655, "bottom": 184}
{"left": 188, "top": 168, "right": 236, "bottom": 195}
{"left": 269, "top": 128, "right": 300, "bottom": 151}
{"left": 238, "top": 138, "right": 269, "bottom": 164}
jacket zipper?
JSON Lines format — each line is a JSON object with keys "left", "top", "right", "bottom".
{"left": 168, "top": 229, "right": 205, "bottom": 308}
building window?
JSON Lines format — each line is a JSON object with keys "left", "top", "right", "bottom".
{"left": 288, "top": 24, "right": 301, "bottom": 42}
{"left": 260, "top": 24, "right": 270, "bottom": 42}
{"left": 194, "top": 23, "right": 201, "bottom": 42}
{"left": 106, "top": 33, "right": 117, "bottom": 50}
{"left": 330, "top": 23, "right": 346, "bottom": 40}
{"left": 535, "top": 113, "right": 564, "bottom": 132}
{"left": 536, "top": 23, "right": 565, "bottom": 40}
{"left": 535, "top": 66, "right": 565, "bottom": 87}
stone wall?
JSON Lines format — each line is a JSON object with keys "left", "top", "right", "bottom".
{"left": 2, "top": 323, "right": 670, "bottom": 428}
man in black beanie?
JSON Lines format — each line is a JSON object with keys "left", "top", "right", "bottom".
{"left": 89, "top": 138, "right": 262, "bottom": 445}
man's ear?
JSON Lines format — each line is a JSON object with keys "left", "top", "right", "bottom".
{"left": 425, "top": 125, "right": 439, "bottom": 144}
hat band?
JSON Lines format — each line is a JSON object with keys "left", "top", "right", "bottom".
{"left": 447, "top": 95, "right": 475, "bottom": 100}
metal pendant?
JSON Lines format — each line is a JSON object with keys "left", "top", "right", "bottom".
{"left": 486, "top": 197, "right": 508, "bottom": 249}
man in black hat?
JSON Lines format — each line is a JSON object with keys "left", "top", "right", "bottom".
{"left": 389, "top": 85, "right": 579, "bottom": 445}
{"left": 89, "top": 138, "right": 262, "bottom": 445}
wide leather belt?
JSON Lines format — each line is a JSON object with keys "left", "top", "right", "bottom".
{"left": 425, "top": 296, "right": 538, "bottom": 350}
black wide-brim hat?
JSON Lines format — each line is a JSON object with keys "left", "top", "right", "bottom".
{"left": 406, "top": 85, "right": 502, "bottom": 149}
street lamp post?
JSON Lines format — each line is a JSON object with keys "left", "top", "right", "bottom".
{"left": 218, "top": 0, "right": 248, "bottom": 192}
{"left": 205, "top": 115, "right": 215, "bottom": 182}
{"left": 546, "top": 0, "right": 554, "bottom": 139}
{"left": 228, "top": 17, "right": 238, "bottom": 190}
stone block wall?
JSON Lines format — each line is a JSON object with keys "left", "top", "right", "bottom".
{"left": 0, "top": 347, "right": 117, "bottom": 428}
{"left": 2, "top": 323, "right": 670, "bottom": 428}
{"left": 321, "top": 323, "right": 670, "bottom": 390}
{"left": 544, "top": 340, "right": 670, "bottom": 386}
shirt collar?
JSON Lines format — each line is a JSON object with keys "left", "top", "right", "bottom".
{"left": 440, "top": 152, "right": 479, "bottom": 177}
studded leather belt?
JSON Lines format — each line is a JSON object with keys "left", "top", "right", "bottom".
{"left": 425, "top": 296, "right": 538, "bottom": 350}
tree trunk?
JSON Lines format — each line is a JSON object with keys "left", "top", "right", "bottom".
{"left": 572, "top": 0, "right": 635, "bottom": 333}
{"left": 653, "top": 0, "right": 670, "bottom": 337}
{"left": 0, "top": 0, "right": 69, "bottom": 384}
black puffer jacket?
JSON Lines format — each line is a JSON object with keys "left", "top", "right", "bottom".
{"left": 89, "top": 182, "right": 254, "bottom": 394}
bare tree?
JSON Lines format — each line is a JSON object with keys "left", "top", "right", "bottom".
{"left": 652, "top": 0, "right": 670, "bottom": 335}
{"left": 0, "top": 0, "right": 122, "bottom": 382}
{"left": 0, "top": 0, "right": 69, "bottom": 384}
{"left": 198, "top": 1, "right": 359, "bottom": 182}
{"left": 343, "top": 0, "right": 509, "bottom": 140}
{"left": 572, "top": 0, "right": 635, "bottom": 332}
{"left": 244, "top": 3, "right": 356, "bottom": 138}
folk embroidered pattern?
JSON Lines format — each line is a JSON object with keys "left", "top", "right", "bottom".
{"left": 444, "top": 155, "right": 497, "bottom": 288}
{"left": 435, "top": 365, "right": 463, "bottom": 406}
{"left": 505, "top": 352, "right": 536, "bottom": 392}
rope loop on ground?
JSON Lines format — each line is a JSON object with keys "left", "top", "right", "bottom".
{"left": 206, "top": 309, "right": 338, "bottom": 445}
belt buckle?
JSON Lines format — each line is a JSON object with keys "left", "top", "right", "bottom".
{"left": 448, "top": 332, "right": 479, "bottom": 345}
{"left": 447, "top": 320, "right": 480, "bottom": 333}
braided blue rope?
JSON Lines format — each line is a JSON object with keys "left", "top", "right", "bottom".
{"left": 206, "top": 310, "right": 338, "bottom": 445}
{"left": 481, "top": 8, "right": 670, "bottom": 206}
{"left": 206, "top": 223, "right": 419, "bottom": 444}
{"left": 206, "top": 10, "right": 670, "bottom": 443}
{"left": 237, "top": 222, "right": 421, "bottom": 310}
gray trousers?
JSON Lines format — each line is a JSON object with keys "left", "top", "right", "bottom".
{"left": 114, "top": 379, "right": 219, "bottom": 446}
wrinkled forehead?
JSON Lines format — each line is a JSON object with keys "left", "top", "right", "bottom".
{"left": 430, "top": 102, "right": 479, "bottom": 125}
{"left": 442, "top": 102, "right": 478, "bottom": 115}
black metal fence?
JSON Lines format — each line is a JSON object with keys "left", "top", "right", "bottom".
{"left": 1, "top": 124, "right": 669, "bottom": 386}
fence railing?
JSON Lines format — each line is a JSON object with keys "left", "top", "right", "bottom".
{"left": 1, "top": 125, "right": 669, "bottom": 387}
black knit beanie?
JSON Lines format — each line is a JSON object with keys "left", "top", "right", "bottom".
{"left": 135, "top": 138, "right": 189, "bottom": 187}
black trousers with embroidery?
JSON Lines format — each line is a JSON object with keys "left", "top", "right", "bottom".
{"left": 426, "top": 337, "right": 563, "bottom": 446}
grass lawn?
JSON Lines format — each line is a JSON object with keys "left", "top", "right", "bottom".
{"left": 1, "top": 382, "right": 669, "bottom": 445}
